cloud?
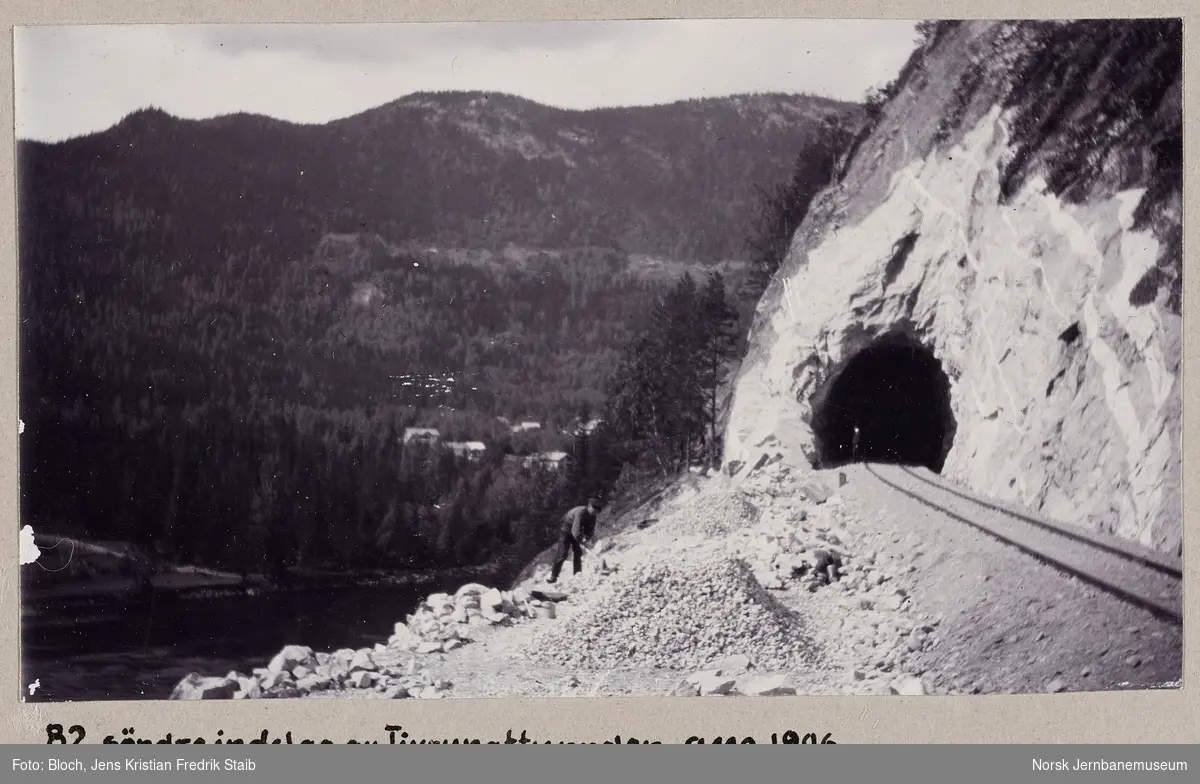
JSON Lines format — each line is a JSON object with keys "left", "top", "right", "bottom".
{"left": 193, "top": 21, "right": 657, "bottom": 64}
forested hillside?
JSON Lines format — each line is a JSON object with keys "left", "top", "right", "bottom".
{"left": 18, "top": 90, "right": 861, "bottom": 577}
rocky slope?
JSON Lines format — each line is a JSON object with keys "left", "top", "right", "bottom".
{"left": 170, "top": 468, "right": 953, "bottom": 701}
{"left": 723, "top": 20, "right": 1182, "bottom": 555}
{"left": 169, "top": 458, "right": 1178, "bottom": 701}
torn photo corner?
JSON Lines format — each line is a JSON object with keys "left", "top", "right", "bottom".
{"left": 12, "top": 16, "right": 1182, "bottom": 716}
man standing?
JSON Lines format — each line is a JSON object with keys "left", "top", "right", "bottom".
{"left": 547, "top": 497, "right": 601, "bottom": 584}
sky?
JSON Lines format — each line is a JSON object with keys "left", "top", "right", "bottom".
{"left": 15, "top": 20, "right": 921, "bottom": 143}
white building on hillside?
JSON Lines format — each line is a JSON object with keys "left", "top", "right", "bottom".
{"left": 446, "top": 441, "right": 487, "bottom": 460}
{"left": 403, "top": 428, "right": 442, "bottom": 445}
{"left": 524, "top": 451, "right": 571, "bottom": 471}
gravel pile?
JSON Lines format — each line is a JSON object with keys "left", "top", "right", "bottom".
{"left": 653, "top": 487, "right": 762, "bottom": 539}
{"left": 518, "top": 550, "right": 819, "bottom": 672}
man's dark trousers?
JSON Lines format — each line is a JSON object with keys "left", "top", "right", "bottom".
{"left": 550, "top": 531, "right": 583, "bottom": 581}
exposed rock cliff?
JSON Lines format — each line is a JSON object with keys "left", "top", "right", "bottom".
{"left": 724, "top": 20, "right": 1182, "bottom": 555}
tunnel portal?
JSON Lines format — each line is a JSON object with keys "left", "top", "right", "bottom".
{"left": 811, "top": 338, "right": 956, "bottom": 473}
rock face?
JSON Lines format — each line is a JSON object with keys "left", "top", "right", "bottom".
{"left": 724, "top": 20, "right": 1181, "bottom": 555}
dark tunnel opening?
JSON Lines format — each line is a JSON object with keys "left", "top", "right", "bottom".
{"left": 811, "top": 338, "right": 957, "bottom": 473}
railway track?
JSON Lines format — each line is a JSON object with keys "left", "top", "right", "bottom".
{"left": 863, "top": 463, "right": 1183, "bottom": 625}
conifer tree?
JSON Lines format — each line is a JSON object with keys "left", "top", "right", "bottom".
{"left": 740, "top": 120, "right": 852, "bottom": 306}
{"left": 653, "top": 274, "right": 706, "bottom": 469}
{"left": 601, "top": 272, "right": 719, "bottom": 475}
{"left": 698, "top": 271, "right": 740, "bottom": 468}
{"left": 741, "top": 154, "right": 809, "bottom": 304}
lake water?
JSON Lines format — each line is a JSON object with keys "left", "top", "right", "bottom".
{"left": 21, "top": 581, "right": 461, "bottom": 702}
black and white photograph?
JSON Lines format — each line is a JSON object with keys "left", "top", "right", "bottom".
{"left": 16, "top": 18, "right": 1182, "bottom": 703}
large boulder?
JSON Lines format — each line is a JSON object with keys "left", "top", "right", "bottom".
{"left": 350, "top": 649, "right": 378, "bottom": 672}
{"left": 799, "top": 481, "right": 833, "bottom": 504}
{"left": 775, "top": 553, "right": 810, "bottom": 578}
{"left": 713, "top": 654, "right": 754, "bottom": 677}
{"left": 481, "top": 588, "right": 505, "bottom": 611}
{"left": 170, "top": 673, "right": 240, "bottom": 701}
{"left": 688, "top": 670, "right": 737, "bottom": 696}
{"left": 670, "top": 679, "right": 701, "bottom": 697}
{"left": 348, "top": 671, "right": 377, "bottom": 689}
{"left": 482, "top": 609, "right": 508, "bottom": 625}
{"left": 390, "top": 623, "right": 418, "bottom": 650}
{"left": 890, "top": 675, "right": 927, "bottom": 696}
{"left": 425, "top": 593, "right": 455, "bottom": 616}
{"left": 456, "top": 593, "right": 482, "bottom": 611}
{"left": 455, "top": 583, "right": 491, "bottom": 599}
{"left": 267, "top": 645, "right": 317, "bottom": 674}
{"left": 260, "top": 671, "right": 294, "bottom": 691}
{"left": 296, "top": 674, "right": 336, "bottom": 693}
{"left": 231, "top": 674, "right": 262, "bottom": 699}
{"left": 732, "top": 673, "right": 797, "bottom": 697}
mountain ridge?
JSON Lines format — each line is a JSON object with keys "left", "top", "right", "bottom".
{"left": 19, "top": 87, "right": 861, "bottom": 420}
{"left": 20, "top": 89, "right": 864, "bottom": 264}
{"left": 20, "top": 89, "right": 862, "bottom": 145}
